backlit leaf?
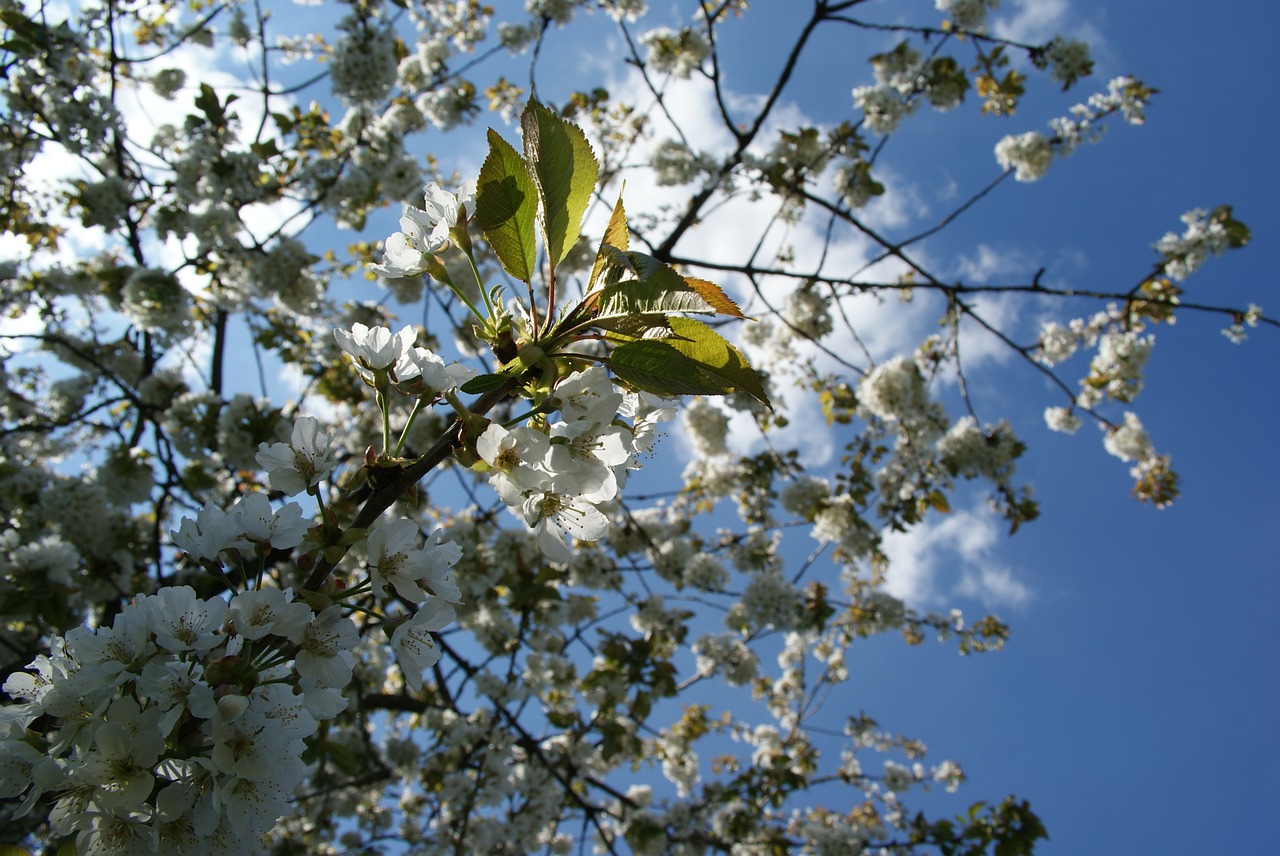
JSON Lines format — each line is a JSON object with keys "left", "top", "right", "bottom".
{"left": 521, "top": 100, "right": 598, "bottom": 268}
{"left": 475, "top": 129, "right": 539, "bottom": 282}
{"left": 609, "top": 316, "right": 770, "bottom": 407}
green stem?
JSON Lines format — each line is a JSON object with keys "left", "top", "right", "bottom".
{"left": 342, "top": 601, "right": 384, "bottom": 620}
{"left": 464, "top": 245, "right": 496, "bottom": 319}
{"left": 394, "top": 398, "right": 427, "bottom": 457}
{"left": 443, "top": 389, "right": 472, "bottom": 420}
{"left": 500, "top": 406, "right": 548, "bottom": 427}
{"left": 340, "top": 579, "right": 374, "bottom": 599}
{"left": 312, "top": 483, "right": 328, "bottom": 524}
{"left": 447, "top": 280, "right": 488, "bottom": 326}
{"left": 378, "top": 389, "right": 391, "bottom": 454}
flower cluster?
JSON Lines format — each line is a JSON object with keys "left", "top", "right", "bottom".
{"left": 1155, "top": 208, "right": 1234, "bottom": 281}
{"left": 994, "top": 131, "right": 1053, "bottom": 182}
{"left": 651, "top": 139, "right": 714, "bottom": 187}
{"left": 1043, "top": 37, "right": 1093, "bottom": 87}
{"left": 370, "top": 182, "right": 476, "bottom": 279}
{"left": 1223, "top": 303, "right": 1263, "bottom": 344}
{"left": 853, "top": 85, "right": 911, "bottom": 135}
{"left": 334, "top": 321, "right": 475, "bottom": 400}
{"left": 477, "top": 367, "right": 675, "bottom": 562}
{"left": 170, "top": 493, "right": 308, "bottom": 566}
{"left": 1049, "top": 75, "right": 1152, "bottom": 155}
{"left": 329, "top": 15, "right": 399, "bottom": 106}
{"left": 936, "top": 0, "right": 1000, "bottom": 32}
{"left": 640, "top": 27, "right": 711, "bottom": 78}
{"left": 0, "top": 586, "right": 352, "bottom": 853}
{"left": 996, "top": 76, "right": 1153, "bottom": 181}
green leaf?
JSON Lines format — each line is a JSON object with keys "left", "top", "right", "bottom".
{"left": 460, "top": 373, "right": 509, "bottom": 394}
{"left": 598, "top": 253, "right": 743, "bottom": 319}
{"left": 521, "top": 99, "right": 598, "bottom": 269}
{"left": 609, "top": 316, "right": 771, "bottom": 407}
{"left": 475, "top": 129, "right": 539, "bottom": 281}
{"left": 599, "top": 261, "right": 715, "bottom": 317}
{"left": 320, "top": 738, "right": 362, "bottom": 775}
{"left": 684, "top": 276, "right": 745, "bottom": 318}
{"left": 593, "top": 313, "right": 673, "bottom": 339}
{"left": 589, "top": 193, "right": 629, "bottom": 290}
{"left": 599, "top": 191, "right": 629, "bottom": 252}
{"left": 1211, "top": 204, "right": 1251, "bottom": 249}
{"left": 193, "top": 83, "right": 237, "bottom": 128}
{"left": 589, "top": 243, "right": 636, "bottom": 293}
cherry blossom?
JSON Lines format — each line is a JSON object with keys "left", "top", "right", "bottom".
{"left": 255, "top": 416, "right": 337, "bottom": 496}
{"left": 369, "top": 183, "right": 474, "bottom": 279}
{"left": 391, "top": 598, "right": 456, "bottom": 692}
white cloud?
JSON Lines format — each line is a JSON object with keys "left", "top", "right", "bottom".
{"left": 591, "top": 69, "right": 974, "bottom": 469}
{"left": 993, "top": 0, "right": 1109, "bottom": 68}
{"left": 0, "top": 304, "right": 46, "bottom": 352}
{"left": 993, "top": 0, "right": 1072, "bottom": 43}
{"left": 880, "top": 504, "right": 1031, "bottom": 609}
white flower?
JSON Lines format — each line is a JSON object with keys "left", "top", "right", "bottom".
{"left": 64, "top": 607, "right": 153, "bottom": 688}
{"left": 294, "top": 606, "right": 359, "bottom": 688}
{"left": 76, "top": 806, "right": 157, "bottom": 854}
{"left": 477, "top": 423, "right": 551, "bottom": 493}
{"left": 2, "top": 648, "right": 74, "bottom": 726}
{"left": 995, "top": 131, "right": 1053, "bottom": 181}
{"left": 369, "top": 182, "right": 473, "bottom": 279}
{"left": 0, "top": 737, "right": 44, "bottom": 800}
{"left": 1103, "top": 411, "right": 1152, "bottom": 462}
{"left": 83, "top": 719, "right": 163, "bottom": 808}
{"left": 622, "top": 392, "right": 678, "bottom": 460}
{"left": 170, "top": 503, "right": 250, "bottom": 564}
{"left": 255, "top": 415, "right": 337, "bottom": 496}
{"left": 518, "top": 471, "right": 613, "bottom": 563}
{"left": 369, "top": 208, "right": 443, "bottom": 279}
{"left": 228, "top": 588, "right": 312, "bottom": 642}
{"left": 552, "top": 366, "right": 624, "bottom": 423}
{"left": 333, "top": 322, "right": 416, "bottom": 375}
{"left": 853, "top": 85, "right": 909, "bottom": 135}
{"left": 421, "top": 535, "right": 463, "bottom": 604}
{"left": 211, "top": 707, "right": 297, "bottom": 781}
{"left": 366, "top": 518, "right": 435, "bottom": 602}
{"left": 230, "top": 494, "right": 309, "bottom": 551}
{"left": 391, "top": 599, "right": 456, "bottom": 692}
{"left": 141, "top": 586, "right": 229, "bottom": 655}
{"left": 137, "top": 658, "right": 202, "bottom": 734}
{"left": 250, "top": 684, "right": 319, "bottom": 740}
{"left": 392, "top": 346, "right": 475, "bottom": 398}
{"left": 218, "top": 774, "right": 293, "bottom": 839}
{"left": 546, "top": 418, "right": 631, "bottom": 494}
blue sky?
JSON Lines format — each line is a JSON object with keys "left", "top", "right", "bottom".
{"left": 778, "top": 2, "right": 1279, "bottom": 852}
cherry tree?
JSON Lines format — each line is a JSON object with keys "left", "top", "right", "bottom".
{"left": 0, "top": 0, "right": 1263, "bottom": 853}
